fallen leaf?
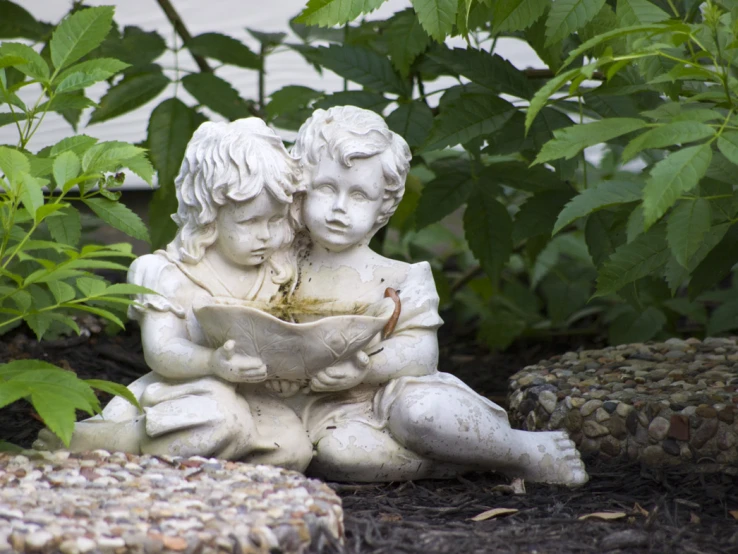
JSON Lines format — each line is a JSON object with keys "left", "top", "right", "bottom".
{"left": 378, "top": 512, "right": 402, "bottom": 522}
{"left": 470, "top": 508, "right": 519, "bottom": 521}
{"left": 489, "top": 478, "right": 526, "bottom": 495}
{"left": 579, "top": 511, "right": 628, "bottom": 521}
{"left": 729, "top": 510, "right": 738, "bottom": 520}
{"left": 690, "top": 512, "right": 701, "bottom": 524}
{"left": 632, "top": 503, "right": 649, "bottom": 517}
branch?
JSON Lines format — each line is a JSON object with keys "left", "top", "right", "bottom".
{"left": 154, "top": 0, "right": 212, "bottom": 74}
{"left": 523, "top": 68, "right": 606, "bottom": 80}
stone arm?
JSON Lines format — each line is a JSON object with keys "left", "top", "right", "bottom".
{"left": 360, "top": 327, "right": 439, "bottom": 385}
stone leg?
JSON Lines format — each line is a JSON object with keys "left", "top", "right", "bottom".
{"left": 386, "top": 383, "right": 589, "bottom": 486}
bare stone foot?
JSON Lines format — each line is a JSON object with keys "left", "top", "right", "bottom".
{"left": 509, "top": 430, "right": 589, "bottom": 487}
{"left": 33, "top": 428, "right": 66, "bottom": 451}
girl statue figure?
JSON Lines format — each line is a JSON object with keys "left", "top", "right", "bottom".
{"left": 275, "top": 106, "right": 588, "bottom": 485}
{"left": 36, "top": 118, "right": 313, "bottom": 471}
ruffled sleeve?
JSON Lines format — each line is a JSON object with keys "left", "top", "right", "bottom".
{"left": 393, "top": 261, "right": 444, "bottom": 333}
{"left": 127, "top": 253, "right": 187, "bottom": 320}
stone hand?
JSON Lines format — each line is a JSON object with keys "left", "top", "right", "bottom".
{"left": 309, "top": 351, "right": 370, "bottom": 392}
{"left": 264, "top": 379, "right": 304, "bottom": 398}
{"left": 210, "top": 340, "right": 268, "bottom": 383}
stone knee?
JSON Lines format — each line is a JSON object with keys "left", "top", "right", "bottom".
{"left": 246, "top": 427, "right": 313, "bottom": 473}
{"left": 386, "top": 393, "right": 447, "bottom": 455}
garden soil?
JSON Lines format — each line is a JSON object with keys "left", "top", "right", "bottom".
{"left": 1, "top": 325, "right": 736, "bottom": 554}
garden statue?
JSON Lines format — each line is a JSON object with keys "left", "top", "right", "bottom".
{"left": 36, "top": 107, "right": 588, "bottom": 486}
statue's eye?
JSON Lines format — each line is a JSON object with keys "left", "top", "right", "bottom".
{"left": 351, "top": 191, "right": 369, "bottom": 201}
{"left": 315, "top": 183, "right": 334, "bottom": 194}
{"left": 269, "top": 216, "right": 285, "bottom": 224}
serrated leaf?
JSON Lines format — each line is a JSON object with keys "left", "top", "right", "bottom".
{"left": 534, "top": 118, "right": 646, "bottom": 164}
{"left": 147, "top": 98, "right": 202, "bottom": 226}
{"left": 492, "top": 0, "right": 549, "bottom": 33}
{"left": 0, "top": 112, "right": 26, "bottom": 128}
{"left": 37, "top": 93, "right": 96, "bottom": 113}
{"left": 621, "top": 121, "right": 714, "bottom": 162}
{"left": 83, "top": 197, "right": 149, "bottom": 242}
{"left": 296, "top": 0, "right": 388, "bottom": 27}
{"left": 267, "top": 86, "right": 322, "bottom": 119}
{"left": 689, "top": 225, "right": 738, "bottom": 298}
{"left": 423, "top": 94, "right": 517, "bottom": 151}
{"left": 707, "top": 299, "right": 738, "bottom": 335}
{"left": 642, "top": 144, "right": 712, "bottom": 229}
{"left": 89, "top": 70, "right": 169, "bottom": 124}
{"left": 386, "top": 10, "right": 430, "bottom": 77}
{"left": 595, "top": 224, "right": 669, "bottom": 296}
{"left": 246, "top": 29, "right": 287, "bottom": 48}
{"left": 0, "top": 42, "right": 49, "bottom": 82}
{"left": 47, "top": 280, "right": 76, "bottom": 304}
{"left": 545, "top": 0, "right": 606, "bottom": 46}
{"left": 19, "top": 173, "right": 43, "bottom": 218}
{"left": 609, "top": 307, "right": 666, "bottom": 345}
{"left": 484, "top": 161, "right": 565, "bottom": 193}
{"left": 314, "top": 91, "right": 390, "bottom": 112}
{"left": 103, "top": 283, "right": 156, "bottom": 296}
{"left": 50, "top": 6, "right": 114, "bottom": 71}
{"left": 416, "top": 164, "right": 475, "bottom": 229}
{"left": 0, "top": 0, "right": 48, "bottom": 41}
{"left": 525, "top": 68, "right": 580, "bottom": 133}
{"left": 386, "top": 101, "right": 434, "bottom": 148}
{"left": 428, "top": 46, "right": 533, "bottom": 99}
{"left": 411, "top": 0, "right": 457, "bottom": 42}
{"left": 717, "top": 131, "right": 738, "bottom": 166}
{"left": 101, "top": 25, "right": 166, "bottom": 67}
{"left": 463, "top": 189, "right": 513, "bottom": 284}
{"left": 82, "top": 141, "right": 145, "bottom": 173}
{"left": 310, "top": 44, "right": 410, "bottom": 96}
{"left": 182, "top": 73, "right": 254, "bottom": 120}
{"left": 666, "top": 198, "right": 711, "bottom": 268}
{"left": 188, "top": 32, "right": 260, "bottom": 69}
{"left": 45, "top": 207, "right": 81, "bottom": 247}
{"left": 514, "top": 190, "right": 574, "bottom": 240}
{"left": 9, "top": 290, "right": 31, "bottom": 312}
{"left": 49, "top": 135, "right": 98, "bottom": 157}
{"left": 75, "top": 276, "right": 107, "bottom": 298}
{"left": 616, "top": 0, "right": 669, "bottom": 26}
{"left": 85, "top": 379, "right": 142, "bottom": 412}
{"left": 554, "top": 180, "right": 643, "bottom": 234}
{"left": 52, "top": 151, "right": 81, "bottom": 190}
{"left": 123, "top": 153, "right": 155, "bottom": 187}
{"left": 24, "top": 312, "right": 53, "bottom": 340}
{"left": 0, "top": 145, "right": 30, "bottom": 188}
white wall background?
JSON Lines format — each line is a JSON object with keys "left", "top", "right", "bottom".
{"left": 3, "top": 0, "right": 545, "bottom": 187}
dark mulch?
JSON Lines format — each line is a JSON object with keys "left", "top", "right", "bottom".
{"left": 1, "top": 325, "right": 737, "bottom": 554}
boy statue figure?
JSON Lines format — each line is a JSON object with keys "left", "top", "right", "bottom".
{"left": 36, "top": 106, "right": 588, "bottom": 487}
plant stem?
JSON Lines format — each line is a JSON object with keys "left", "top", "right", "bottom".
{"left": 154, "top": 0, "right": 212, "bottom": 74}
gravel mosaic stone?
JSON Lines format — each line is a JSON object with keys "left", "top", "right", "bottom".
{"left": 0, "top": 450, "right": 343, "bottom": 554}
{"left": 508, "top": 337, "right": 738, "bottom": 468}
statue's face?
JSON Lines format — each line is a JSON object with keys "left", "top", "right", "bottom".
{"left": 303, "top": 155, "right": 385, "bottom": 252}
{"left": 215, "top": 192, "right": 289, "bottom": 267}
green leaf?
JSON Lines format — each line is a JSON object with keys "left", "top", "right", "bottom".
{"left": 47, "top": 281, "right": 76, "bottom": 304}
{"left": 545, "top": 0, "right": 605, "bottom": 46}
{"left": 609, "top": 305, "right": 666, "bottom": 344}
{"left": 101, "top": 26, "right": 166, "bottom": 67}
{"left": 463, "top": 189, "right": 513, "bottom": 284}
{"left": 386, "top": 101, "right": 434, "bottom": 149}
{"left": 181, "top": 73, "right": 254, "bottom": 120}
{"left": 50, "top": 6, "right": 114, "bottom": 71}
{"left": 689, "top": 225, "right": 738, "bottom": 298}
{"left": 296, "top": 0, "right": 388, "bottom": 27}
{"left": 666, "top": 198, "right": 711, "bottom": 269}
{"left": 0, "top": 146, "right": 30, "bottom": 187}
{"left": 18, "top": 173, "right": 43, "bottom": 218}
{"left": 76, "top": 276, "right": 107, "bottom": 297}
{"left": 615, "top": 0, "right": 670, "bottom": 26}
{"left": 717, "top": 131, "right": 738, "bottom": 166}
{"left": 525, "top": 68, "right": 580, "bottom": 133}
{"left": 89, "top": 70, "right": 169, "bottom": 124}
{"left": 147, "top": 98, "right": 202, "bottom": 191}
{"left": 514, "top": 190, "right": 574, "bottom": 241}
{"left": 386, "top": 9, "right": 430, "bottom": 77}
{"left": 246, "top": 29, "right": 286, "bottom": 48}
{"left": 49, "top": 135, "right": 98, "bottom": 157}
{"left": 52, "top": 151, "right": 81, "bottom": 190}
{"left": 642, "top": 144, "right": 712, "bottom": 229}
{"left": 123, "top": 154, "right": 155, "bottom": 187}
{"left": 188, "top": 33, "right": 260, "bottom": 69}
{"left": 103, "top": 283, "right": 156, "bottom": 296}
{"left": 428, "top": 46, "right": 533, "bottom": 99}
{"left": 534, "top": 118, "right": 647, "bottom": 164}
{"left": 314, "top": 91, "right": 390, "bottom": 112}
{"left": 0, "top": 0, "right": 48, "bottom": 40}
{"left": 83, "top": 197, "right": 149, "bottom": 242}
{"left": 66, "top": 304, "right": 125, "bottom": 329}
{"left": 54, "top": 58, "right": 130, "bottom": 93}
{"left": 82, "top": 141, "right": 145, "bottom": 175}
{"left": 423, "top": 94, "right": 517, "bottom": 151}
{"left": 37, "top": 93, "right": 96, "bottom": 113}
{"left": 85, "top": 379, "right": 142, "bottom": 412}
{"left": 148, "top": 187, "right": 178, "bottom": 250}
{"left": 0, "top": 42, "right": 49, "bottom": 82}
{"left": 492, "top": 0, "right": 549, "bottom": 34}
{"left": 416, "top": 163, "right": 475, "bottom": 229}
{"left": 483, "top": 161, "right": 565, "bottom": 193}
{"left": 553, "top": 179, "right": 644, "bottom": 234}
{"left": 707, "top": 299, "right": 738, "bottom": 336}
{"left": 0, "top": 112, "right": 26, "bottom": 128}
{"left": 622, "top": 121, "right": 715, "bottom": 162}
{"left": 310, "top": 44, "right": 410, "bottom": 96}
{"left": 411, "top": 0, "right": 458, "bottom": 42}
{"left": 266, "top": 86, "right": 322, "bottom": 119}
{"left": 594, "top": 224, "right": 669, "bottom": 296}
{"left": 478, "top": 307, "right": 526, "bottom": 350}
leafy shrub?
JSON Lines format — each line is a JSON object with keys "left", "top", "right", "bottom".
{"left": 1, "top": 5, "right": 148, "bottom": 446}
